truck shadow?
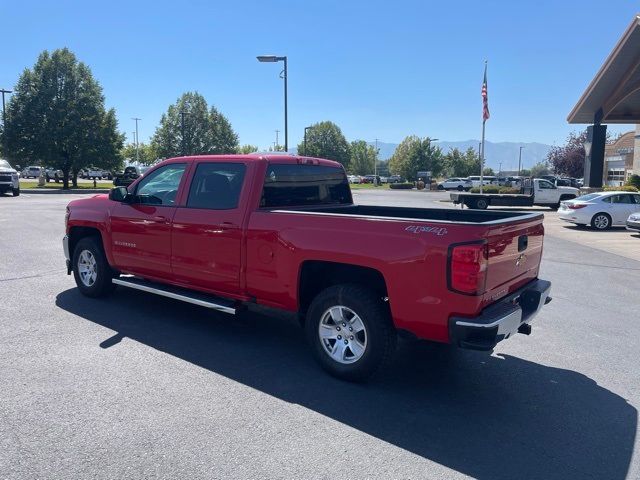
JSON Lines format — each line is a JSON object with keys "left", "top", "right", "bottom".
{"left": 56, "top": 288, "right": 636, "bottom": 480}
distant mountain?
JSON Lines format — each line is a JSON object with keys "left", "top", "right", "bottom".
{"left": 368, "top": 140, "right": 553, "bottom": 172}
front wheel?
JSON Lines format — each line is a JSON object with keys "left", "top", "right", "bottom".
{"left": 12, "top": 188, "right": 19, "bottom": 197}
{"left": 305, "top": 284, "right": 396, "bottom": 382}
{"left": 72, "top": 237, "right": 116, "bottom": 297}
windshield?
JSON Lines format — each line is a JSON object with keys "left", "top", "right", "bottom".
{"left": 0, "top": 160, "right": 11, "bottom": 169}
{"left": 574, "top": 193, "right": 602, "bottom": 202}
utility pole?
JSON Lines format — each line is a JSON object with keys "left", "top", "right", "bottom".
{"left": 304, "top": 126, "right": 311, "bottom": 155}
{"left": 498, "top": 162, "right": 502, "bottom": 176}
{"left": 132, "top": 118, "right": 141, "bottom": 163}
{"left": 518, "top": 146, "right": 525, "bottom": 176}
{"left": 275, "top": 129, "right": 280, "bottom": 150}
{"left": 0, "top": 88, "right": 12, "bottom": 123}
{"left": 180, "top": 111, "right": 187, "bottom": 156}
{"left": 374, "top": 138, "right": 379, "bottom": 185}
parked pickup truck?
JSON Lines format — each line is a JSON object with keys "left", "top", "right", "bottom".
{"left": 450, "top": 178, "right": 579, "bottom": 210}
{"left": 63, "top": 154, "right": 552, "bottom": 381}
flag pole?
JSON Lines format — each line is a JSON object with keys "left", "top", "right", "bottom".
{"left": 480, "top": 119, "right": 485, "bottom": 194}
{"left": 479, "top": 60, "right": 489, "bottom": 194}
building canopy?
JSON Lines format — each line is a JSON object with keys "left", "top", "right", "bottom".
{"left": 568, "top": 15, "right": 640, "bottom": 124}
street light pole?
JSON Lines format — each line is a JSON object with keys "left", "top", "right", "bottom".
{"left": 518, "top": 146, "right": 525, "bottom": 176}
{"left": 257, "top": 55, "right": 288, "bottom": 152}
{"left": 132, "top": 117, "right": 141, "bottom": 163}
{"left": 0, "top": 88, "right": 12, "bottom": 123}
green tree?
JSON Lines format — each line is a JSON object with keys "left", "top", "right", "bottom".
{"left": 151, "top": 92, "right": 238, "bottom": 158}
{"left": 1, "top": 48, "right": 124, "bottom": 189}
{"left": 121, "top": 142, "right": 158, "bottom": 165}
{"left": 238, "top": 144, "right": 259, "bottom": 154}
{"left": 296, "top": 121, "right": 350, "bottom": 167}
{"left": 349, "top": 140, "right": 377, "bottom": 175}
{"left": 209, "top": 106, "right": 239, "bottom": 154}
{"left": 389, "top": 136, "right": 444, "bottom": 181}
{"left": 530, "top": 161, "right": 551, "bottom": 178}
{"left": 483, "top": 167, "right": 495, "bottom": 176}
{"left": 444, "top": 147, "right": 481, "bottom": 177}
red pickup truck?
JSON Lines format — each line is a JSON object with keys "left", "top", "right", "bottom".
{"left": 63, "top": 154, "right": 551, "bottom": 381}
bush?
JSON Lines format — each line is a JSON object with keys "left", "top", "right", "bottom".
{"left": 626, "top": 174, "right": 640, "bottom": 189}
{"left": 602, "top": 185, "right": 639, "bottom": 192}
{"left": 389, "top": 182, "right": 414, "bottom": 190}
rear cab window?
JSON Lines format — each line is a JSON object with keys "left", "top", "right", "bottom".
{"left": 261, "top": 163, "right": 352, "bottom": 208}
{"left": 187, "top": 162, "right": 246, "bottom": 210}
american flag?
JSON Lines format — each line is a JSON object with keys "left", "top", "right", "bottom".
{"left": 482, "top": 63, "right": 490, "bottom": 121}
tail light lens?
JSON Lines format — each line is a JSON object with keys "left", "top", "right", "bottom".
{"left": 568, "top": 203, "right": 588, "bottom": 209}
{"left": 448, "top": 242, "right": 488, "bottom": 295}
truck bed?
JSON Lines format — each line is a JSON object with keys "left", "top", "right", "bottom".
{"left": 272, "top": 204, "right": 541, "bottom": 224}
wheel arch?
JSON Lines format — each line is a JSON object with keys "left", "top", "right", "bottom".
{"left": 68, "top": 226, "right": 110, "bottom": 266}
{"left": 297, "top": 260, "right": 388, "bottom": 319}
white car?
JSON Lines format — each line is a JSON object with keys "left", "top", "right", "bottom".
{"left": 347, "top": 175, "right": 361, "bottom": 184}
{"left": 437, "top": 177, "right": 473, "bottom": 191}
{"left": 558, "top": 191, "right": 640, "bottom": 230}
{"left": 627, "top": 212, "right": 640, "bottom": 233}
{"left": 0, "top": 159, "right": 20, "bottom": 196}
{"left": 467, "top": 175, "right": 497, "bottom": 188}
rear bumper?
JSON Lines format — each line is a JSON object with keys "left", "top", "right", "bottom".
{"left": 449, "top": 279, "right": 552, "bottom": 351}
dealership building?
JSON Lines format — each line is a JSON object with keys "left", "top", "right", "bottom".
{"left": 569, "top": 15, "right": 640, "bottom": 187}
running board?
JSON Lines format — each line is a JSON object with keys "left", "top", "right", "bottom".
{"left": 112, "top": 276, "right": 237, "bottom": 314}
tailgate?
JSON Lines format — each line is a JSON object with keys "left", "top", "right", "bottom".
{"left": 483, "top": 215, "right": 544, "bottom": 299}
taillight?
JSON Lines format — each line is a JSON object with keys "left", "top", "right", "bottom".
{"left": 568, "top": 203, "right": 588, "bottom": 210}
{"left": 448, "top": 242, "right": 488, "bottom": 295}
{"left": 65, "top": 206, "right": 70, "bottom": 229}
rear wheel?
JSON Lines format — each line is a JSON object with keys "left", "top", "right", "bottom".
{"left": 72, "top": 237, "right": 116, "bottom": 297}
{"left": 591, "top": 213, "right": 611, "bottom": 230}
{"left": 305, "top": 284, "right": 396, "bottom": 382}
{"left": 475, "top": 198, "right": 488, "bottom": 209}
{"left": 457, "top": 185, "right": 464, "bottom": 191}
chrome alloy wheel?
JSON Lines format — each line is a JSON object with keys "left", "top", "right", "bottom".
{"left": 593, "top": 214, "right": 609, "bottom": 230}
{"left": 318, "top": 306, "right": 367, "bottom": 364}
{"left": 77, "top": 249, "right": 97, "bottom": 287}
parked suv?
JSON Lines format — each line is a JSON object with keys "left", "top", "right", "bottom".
{"left": 437, "top": 178, "right": 472, "bottom": 191}
{"left": 22, "top": 166, "right": 43, "bottom": 179}
{"left": 0, "top": 159, "right": 20, "bottom": 196}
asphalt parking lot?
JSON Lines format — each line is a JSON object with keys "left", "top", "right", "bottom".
{"left": 1, "top": 191, "right": 639, "bottom": 479}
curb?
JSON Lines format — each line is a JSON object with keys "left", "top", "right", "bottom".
{"left": 21, "top": 189, "right": 110, "bottom": 194}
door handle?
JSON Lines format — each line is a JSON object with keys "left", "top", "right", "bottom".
{"left": 153, "top": 215, "right": 168, "bottom": 223}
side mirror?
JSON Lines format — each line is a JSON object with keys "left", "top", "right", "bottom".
{"left": 109, "top": 186, "right": 129, "bottom": 202}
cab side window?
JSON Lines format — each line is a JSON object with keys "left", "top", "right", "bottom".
{"left": 135, "top": 164, "right": 186, "bottom": 205}
{"left": 187, "top": 163, "right": 246, "bottom": 210}
{"left": 538, "top": 180, "right": 555, "bottom": 189}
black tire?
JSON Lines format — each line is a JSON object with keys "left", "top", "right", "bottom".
{"left": 591, "top": 213, "right": 612, "bottom": 230}
{"left": 437, "top": 184, "right": 444, "bottom": 190}
{"left": 305, "top": 284, "right": 396, "bottom": 382}
{"left": 475, "top": 198, "right": 489, "bottom": 209}
{"left": 72, "top": 236, "right": 116, "bottom": 297}
{"left": 457, "top": 185, "right": 464, "bottom": 191}
{"left": 12, "top": 188, "right": 19, "bottom": 197}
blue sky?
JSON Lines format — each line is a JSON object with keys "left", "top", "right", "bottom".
{"left": 1, "top": 0, "right": 638, "bottom": 149}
